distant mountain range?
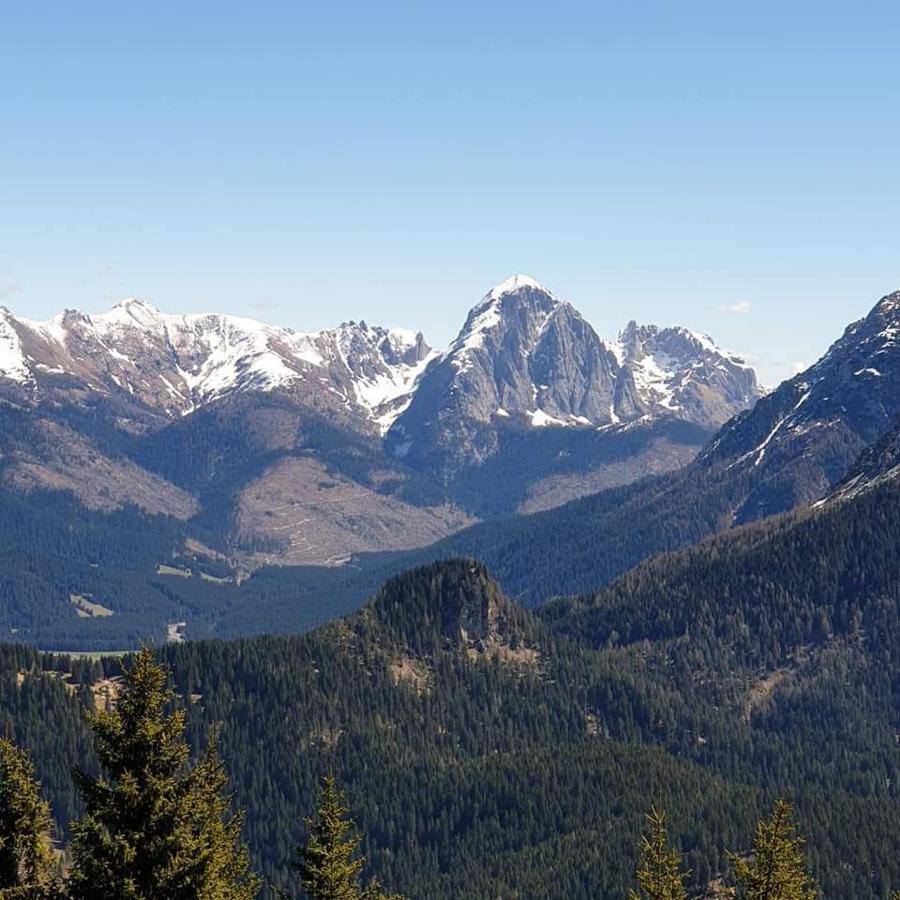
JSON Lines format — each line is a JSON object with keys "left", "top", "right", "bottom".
{"left": 3, "top": 283, "right": 898, "bottom": 900}
{"left": 385, "top": 275, "right": 759, "bottom": 474}
{"left": 0, "top": 275, "right": 758, "bottom": 445}
{"left": 0, "top": 276, "right": 759, "bottom": 569}
{"left": 5, "top": 279, "right": 900, "bottom": 650}
{"left": 407, "top": 290, "right": 900, "bottom": 604}
{"left": 0, "top": 296, "right": 435, "bottom": 430}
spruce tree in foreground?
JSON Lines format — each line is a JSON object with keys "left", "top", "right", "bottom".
{"left": 291, "top": 774, "right": 402, "bottom": 900}
{"left": 0, "top": 738, "right": 57, "bottom": 899}
{"left": 66, "top": 647, "right": 260, "bottom": 900}
{"left": 629, "top": 807, "right": 690, "bottom": 900}
{"left": 731, "top": 799, "right": 818, "bottom": 900}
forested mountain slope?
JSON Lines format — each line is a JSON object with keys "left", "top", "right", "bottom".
{"left": 1, "top": 552, "right": 898, "bottom": 898}
{"left": 825, "top": 417, "right": 900, "bottom": 505}
{"left": 538, "top": 471, "right": 900, "bottom": 805}
{"left": 400, "top": 290, "right": 900, "bottom": 604}
{"left": 541, "top": 472, "right": 900, "bottom": 667}
{"left": 0, "top": 486, "right": 392, "bottom": 650}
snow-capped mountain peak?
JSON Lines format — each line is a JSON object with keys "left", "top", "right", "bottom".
{"left": 874, "top": 290, "right": 900, "bottom": 313}
{"left": 609, "top": 323, "right": 758, "bottom": 422}
{"left": 0, "top": 301, "right": 433, "bottom": 431}
{"left": 385, "top": 277, "right": 762, "bottom": 472}
{"left": 449, "top": 275, "right": 558, "bottom": 358}
{"left": 95, "top": 296, "right": 166, "bottom": 329}
{"left": 484, "top": 273, "right": 551, "bottom": 301}
{"left": 0, "top": 307, "right": 30, "bottom": 383}
{"left": 323, "top": 320, "right": 436, "bottom": 432}
{"left": 0, "top": 279, "right": 764, "bottom": 471}
{"left": 696, "top": 288, "right": 900, "bottom": 521}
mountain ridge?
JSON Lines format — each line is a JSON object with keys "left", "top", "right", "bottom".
{"left": 385, "top": 275, "right": 760, "bottom": 473}
{"left": 0, "top": 277, "right": 758, "bottom": 442}
{"left": 0, "top": 298, "right": 435, "bottom": 432}
{"left": 0, "top": 277, "right": 760, "bottom": 568}
{"left": 382, "top": 286, "right": 900, "bottom": 605}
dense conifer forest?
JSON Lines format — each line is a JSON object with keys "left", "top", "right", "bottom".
{"left": 0, "top": 487, "right": 385, "bottom": 649}
{"left": 0, "top": 640, "right": 881, "bottom": 899}
{"left": 0, "top": 525, "right": 898, "bottom": 897}
{"left": 0, "top": 645, "right": 837, "bottom": 899}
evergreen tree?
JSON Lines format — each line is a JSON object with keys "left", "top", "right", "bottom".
{"left": 0, "top": 738, "right": 56, "bottom": 899}
{"left": 629, "top": 807, "right": 689, "bottom": 900}
{"left": 292, "top": 775, "right": 402, "bottom": 900}
{"left": 66, "top": 647, "right": 260, "bottom": 900}
{"left": 731, "top": 799, "right": 818, "bottom": 900}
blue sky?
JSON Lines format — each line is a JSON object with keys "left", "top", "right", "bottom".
{"left": 2, "top": 1, "right": 899, "bottom": 385}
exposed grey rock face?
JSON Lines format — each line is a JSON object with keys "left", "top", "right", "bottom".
{"left": 617, "top": 322, "right": 760, "bottom": 428}
{"left": 530, "top": 303, "right": 622, "bottom": 422}
{"left": 0, "top": 277, "right": 763, "bottom": 555}
{"left": 827, "top": 420, "right": 900, "bottom": 505}
{"left": 0, "top": 301, "right": 433, "bottom": 435}
{"left": 384, "top": 276, "right": 622, "bottom": 471}
{"left": 386, "top": 275, "right": 762, "bottom": 474}
{"left": 698, "top": 290, "right": 900, "bottom": 521}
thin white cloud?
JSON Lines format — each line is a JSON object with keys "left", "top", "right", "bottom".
{"left": 720, "top": 301, "right": 752, "bottom": 315}
{"left": 791, "top": 361, "right": 807, "bottom": 375}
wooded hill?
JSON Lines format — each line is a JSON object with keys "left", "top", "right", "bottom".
{"left": 1, "top": 494, "right": 899, "bottom": 898}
